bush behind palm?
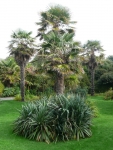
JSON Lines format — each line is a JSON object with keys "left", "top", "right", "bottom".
{"left": 0, "top": 81, "right": 4, "bottom": 96}
{"left": 104, "top": 88, "right": 113, "bottom": 100}
{"left": 2, "top": 87, "right": 20, "bottom": 97}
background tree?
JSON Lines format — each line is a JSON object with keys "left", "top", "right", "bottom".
{"left": 107, "top": 55, "right": 113, "bottom": 62}
{"left": 0, "top": 57, "right": 19, "bottom": 87}
{"left": 95, "top": 56, "right": 113, "bottom": 92}
{"left": 8, "top": 30, "right": 37, "bottom": 101}
{"left": 83, "top": 40, "right": 104, "bottom": 96}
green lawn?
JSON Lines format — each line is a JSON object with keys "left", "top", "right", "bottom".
{"left": 0, "top": 96, "right": 113, "bottom": 150}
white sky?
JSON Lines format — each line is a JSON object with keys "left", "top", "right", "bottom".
{"left": 0, "top": 0, "right": 113, "bottom": 59}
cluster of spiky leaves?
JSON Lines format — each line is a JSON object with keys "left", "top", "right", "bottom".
{"left": 13, "top": 94, "right": 94, "bottom": 143}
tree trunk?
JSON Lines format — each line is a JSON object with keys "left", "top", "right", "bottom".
{"left": 20, "top": 63, "right": 25, "bottom": 101}
{"left": 55, "top": 72, "right": 64, "bottom": 94}
{"left": 90, "top": 69, "right": 95, "bottom": 96}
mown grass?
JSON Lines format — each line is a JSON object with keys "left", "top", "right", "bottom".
{"left": 0, "top": 96, "right": 113, "bottom": 150}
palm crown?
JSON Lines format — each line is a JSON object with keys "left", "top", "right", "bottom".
{"left": 9, "top": 30, "right": 36, "bottom": 66}
{"left": 40, "top": 31, "right": 82, "bottom": 75}
{"left": 36, "top": 5, "right": 76, "bottom": 39}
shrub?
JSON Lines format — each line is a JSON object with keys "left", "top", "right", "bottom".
{"left": 71, "top": 87, "right": 88, "bottom": 98}
{"left": 50, "top": 94, "right": 93, "bottom": 141}
{"left": 104, "top": 88, "right": 113, "bottom": 100}
{"left": 14, "top": 94, "right": 21, "bottom": 101}
{"left": 14, "top": 94, "right": 38, "bottom": 101}
{"left": 13, "top": 94, "right": 94, "bottom": 143}
{"left": 0, "top": 81, "right": 4, "bottom": 96}
{"left": 2, "top": 87, "right": 20, "bottom": 97}
{"left": 13, "top": 97, "right": 54, "bottom": 143}
{"left": 96, "top": 72, "right": 113, "bottom": 93}
{"left": 2, "top": 87, "right": 14, "bottom": 97}
{"left": 25, "top": 94, "right": 38, "bottom": 101}
{"left": 86, "top": 100, "right": 99, "bottom": 117}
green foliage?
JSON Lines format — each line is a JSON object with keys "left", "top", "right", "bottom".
{"left": 14, "top": 94, "right": 38, "bottom": 101}
{"left": 48, "top": 5, "right": 71, "bottom": 22}
{"left": 2, "top": 87, "right": 20, "bottom": 97}
{"left": 96, "top": 72, "right": 113, "bottom": 92}
{"left": 14, "top": 94, "right": 21, "bottom": 101}
{"left": 0, "top": 81, "right": 4, "bottom": 96}
{"left": 95, "top": 58, "right": 113, "bottom": 93}
{"left": 97, "top": 72, "right": 113, "bottom": 85}
{"left": 25, "top": 94, "right": 38, "bottom": 101}
{"left": 28, "top": 89, "right": 37, "bottom": 95}
{"left": 0, "top": 57, "right": 20, "bottom": 87}
{"left": 104, "top": 88, "right": 113, "bottom": 100}
{"left": 86, "top": 100, "right": 99, "bottom": 117}
{"left": 107, "top": 55, "right": 113, "bottom": 61}
{"left": 38, "top": 86, "right": 55, "bottom": 97}
{"left": 71, "top": 87, "right": 88, "bottom": 98}
{"left": 65, "top": 74, "right": 80, "bottom": 91}
{"left": 13, "top": 94, "right": 93, "bottom": 143}
{"left": 51, "top": 95, "right": 93, "bottom": 141}
{"left": 13, "top": 97, "right": 54, "bottom": 143}
{"left": 95, "top": 68, "right": 107, "bottom": 81}
{"left": 79, "top": 73, "right": 90, "bottom": 89}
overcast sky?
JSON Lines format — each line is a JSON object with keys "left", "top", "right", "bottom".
{"left": 0, "top": 0, "right": 113, "bottom": 59}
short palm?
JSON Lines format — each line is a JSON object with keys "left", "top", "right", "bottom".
{"left": 83, "top": 40, "right": 104, "bottom": 96}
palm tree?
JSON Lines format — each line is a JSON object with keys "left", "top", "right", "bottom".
{"left": 8, "top": 30, "right": 37, "bottom": 101}
{"left": 83, "top": 40, "right": 104, "bottom": 96}
{"left": 35, "top": 5, "right": 81, "bottom": 94}
{"left": 37, "top": 31, "right": 83, "bottom": 94}
{"left": 36, "top": 4, "right": 76, "bottom": 39}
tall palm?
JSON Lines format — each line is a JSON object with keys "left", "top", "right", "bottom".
{"left": 8, "top": 30, "right": 36, "bottom": 101}
{"left": 36, "top": 4, "right": 76, "bottom": 40}
{"left": 35, "top": 5, "right": 81, "bottom": 94}
{"left": 37, "top": 31, "right": 83, "bottom": 94}
{"left": 83, "top": 40, "right": 104, "bottom": 96}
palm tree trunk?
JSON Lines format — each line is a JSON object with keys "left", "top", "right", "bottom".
{"left": 90, "top": 69, "right": 95, "bottom": 96}
{"left": 20, "top": 63, "right": 25, "bottom": 101}
{"left": 55, "top": 72, "right": 64, "bottom": 94}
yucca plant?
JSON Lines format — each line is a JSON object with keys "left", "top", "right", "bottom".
{"left": 13, "top": 94, "right": 94, "bottom": 143}
{"left": 52, "top": 94, "right": 93, "bottom": 141}
{"left": 68, "top": 95, "right": 93, "bottom": 140}
{"left": 49, "top": 95, "right": 73, "bottom": 142}
{"left": 13, "top": 98, "right": 54, "bottom": 143}
{"left": 13, "top": 102, "right": 37, "bottom": 137}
